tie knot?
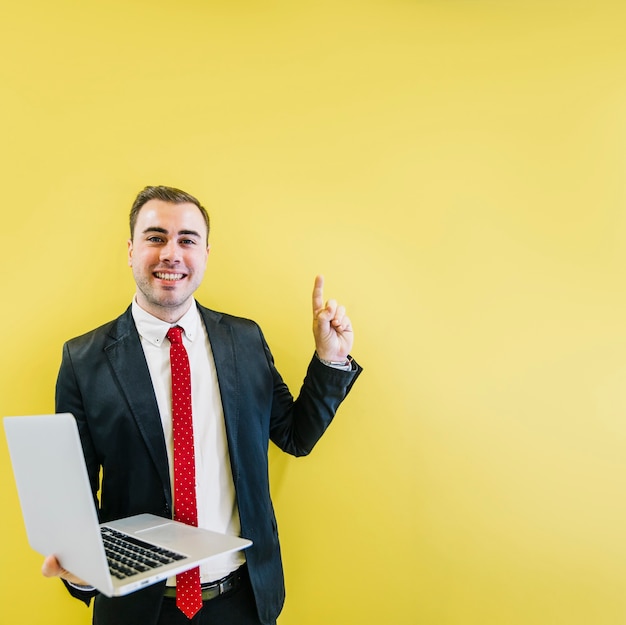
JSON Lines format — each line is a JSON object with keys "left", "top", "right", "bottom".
{"left": 167, "top": 326, "right": 184, "bottom": 345}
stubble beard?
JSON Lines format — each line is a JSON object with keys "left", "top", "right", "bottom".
{"left": 134, "top": 270, "right": 198, "bottom": 320}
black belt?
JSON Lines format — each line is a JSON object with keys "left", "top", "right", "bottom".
{"left": 163, "top": 566, "right": 244, "bottom": 601}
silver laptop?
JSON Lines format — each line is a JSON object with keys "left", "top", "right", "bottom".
{"left": 3, "top": 413, "right": 252, "bottom": 597}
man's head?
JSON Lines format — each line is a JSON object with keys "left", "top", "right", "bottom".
{"left": 129, "top": 185, "right": 210, "bottom": 244}
{"left": 128, "top": 185, "right": 211, "bottom": 323}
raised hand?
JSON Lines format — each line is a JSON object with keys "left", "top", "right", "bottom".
{"left": 312, "top": 275, "right": 354, "bottom": 363}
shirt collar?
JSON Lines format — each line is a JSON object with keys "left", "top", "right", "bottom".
{"left": 131, "top": 298, "right": 201, "bottom": 347}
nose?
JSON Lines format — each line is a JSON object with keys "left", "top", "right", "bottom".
{"left": 160, "top": 240, "right": 181, "bottom": 263}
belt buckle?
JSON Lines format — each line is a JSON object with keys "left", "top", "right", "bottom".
{"left": 200, "top": 568, "right": 239, "bottom": 600}
{"left": 218, "top": 576, "right": 234, "bottom": 595}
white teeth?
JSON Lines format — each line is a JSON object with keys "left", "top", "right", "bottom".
{"left": 155, "top": 272, "right": 184, "bottom": 281}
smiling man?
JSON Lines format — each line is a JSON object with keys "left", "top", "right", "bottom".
{"left": 128, "top": 192, "right": 210, "bottom": 322}
{"left": 42, "top": 185, "right": 362, "bottom": 625}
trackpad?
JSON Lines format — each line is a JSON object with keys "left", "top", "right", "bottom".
{"left": 138, "top": 523, "right": 188, "bottom": 544}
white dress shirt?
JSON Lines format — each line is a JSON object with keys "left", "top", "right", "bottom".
{"left": 131, "top": 298, "right": 245, "bottom": 584}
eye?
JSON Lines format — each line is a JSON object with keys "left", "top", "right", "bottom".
{"left": 147, "top": 236, "right": 164, "bottom": 243}
{"left": 180, "top": 238, "right": 197, "bottom": 245}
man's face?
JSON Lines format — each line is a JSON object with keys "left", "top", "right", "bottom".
{"left": 128, "top": 199, "right": 210, "bottom": 322}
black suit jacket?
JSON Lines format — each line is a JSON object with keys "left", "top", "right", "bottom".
{"left": 55, "top": 302, "right": 362, "bottom": 625}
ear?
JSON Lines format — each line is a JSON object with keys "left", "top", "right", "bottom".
{"left": 127, "top": 239, "right": 133, "bottom": 266}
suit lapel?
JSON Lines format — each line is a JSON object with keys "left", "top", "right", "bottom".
{"left": 104, "top": 308, "right": 172, "bottom": 503}
{"left": 198, "top": 306, "right": 240, "bottom": 480}
{"left": 100, "top": 305, "right": 241, "bottom": 506}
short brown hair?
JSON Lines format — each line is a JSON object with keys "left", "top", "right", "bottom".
{"left": 129, "top": 185, "right": 210, "bottom": 242}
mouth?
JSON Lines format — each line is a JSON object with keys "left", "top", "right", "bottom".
{"left": 154, "top": 271, "right": 186, "bottom": 281}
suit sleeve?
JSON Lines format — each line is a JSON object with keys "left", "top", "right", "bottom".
{"left": 259, "top": 327, "right": 363, "bottom": 457}
{"left": 55, "top": 341, "right": 101, "bottom": 605}
{"left": 56, "top": 341, "right": 101, "bottom": 505}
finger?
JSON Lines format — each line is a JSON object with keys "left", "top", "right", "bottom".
{"left": 42, "top": 555, "right": 89, "bottom": 586}
{"left": 42, "top": 555, "right": 61, "bottom": 578}
{"left": 317, "top": 299, "right": 337, "bottom": 322}
{"left": 330, "top": 304, "right": 347, "bottom": 326}
{"left": 334, "top": 314, "right": 352, "bottom": 333}
{"left": 312, "top": 275, "right": 325, "bottom": 316}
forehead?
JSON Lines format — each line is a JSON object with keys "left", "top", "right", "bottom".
{"left": 135, "top": 199, "right": 207, "bottom": 237}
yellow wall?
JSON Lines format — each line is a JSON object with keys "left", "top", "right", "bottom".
{"left": 2, "top": 1, "right": 626, "bottom": 623}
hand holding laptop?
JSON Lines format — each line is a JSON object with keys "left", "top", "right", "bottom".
{"left": 42, "top": 554, "right": 90, "bottom": 588}
{"left": 5, "top": 414, "right": 252, "bottom": 597}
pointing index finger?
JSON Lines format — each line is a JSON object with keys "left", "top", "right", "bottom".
{"left": 312, "top": 274, "right": 325, "bottom": 315}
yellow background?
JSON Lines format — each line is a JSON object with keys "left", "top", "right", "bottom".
{"left": 2, "top": 1, "right": 626, "bottom": 623}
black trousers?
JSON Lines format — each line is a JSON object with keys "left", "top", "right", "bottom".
{"left": 156, "top": 566, "right": 272, "bottom": 625}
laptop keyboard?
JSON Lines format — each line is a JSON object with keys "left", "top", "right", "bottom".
{"left": 101, "top": 527, "right": 187, "bottom": 579}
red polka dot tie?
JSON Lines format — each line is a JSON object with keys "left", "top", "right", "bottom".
{"left": 167, "top": 326, "right": 203, "bottom": 619}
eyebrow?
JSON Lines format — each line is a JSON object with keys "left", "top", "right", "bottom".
{"left": 142, "top": 227, "right": 202, "bottom": 239}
